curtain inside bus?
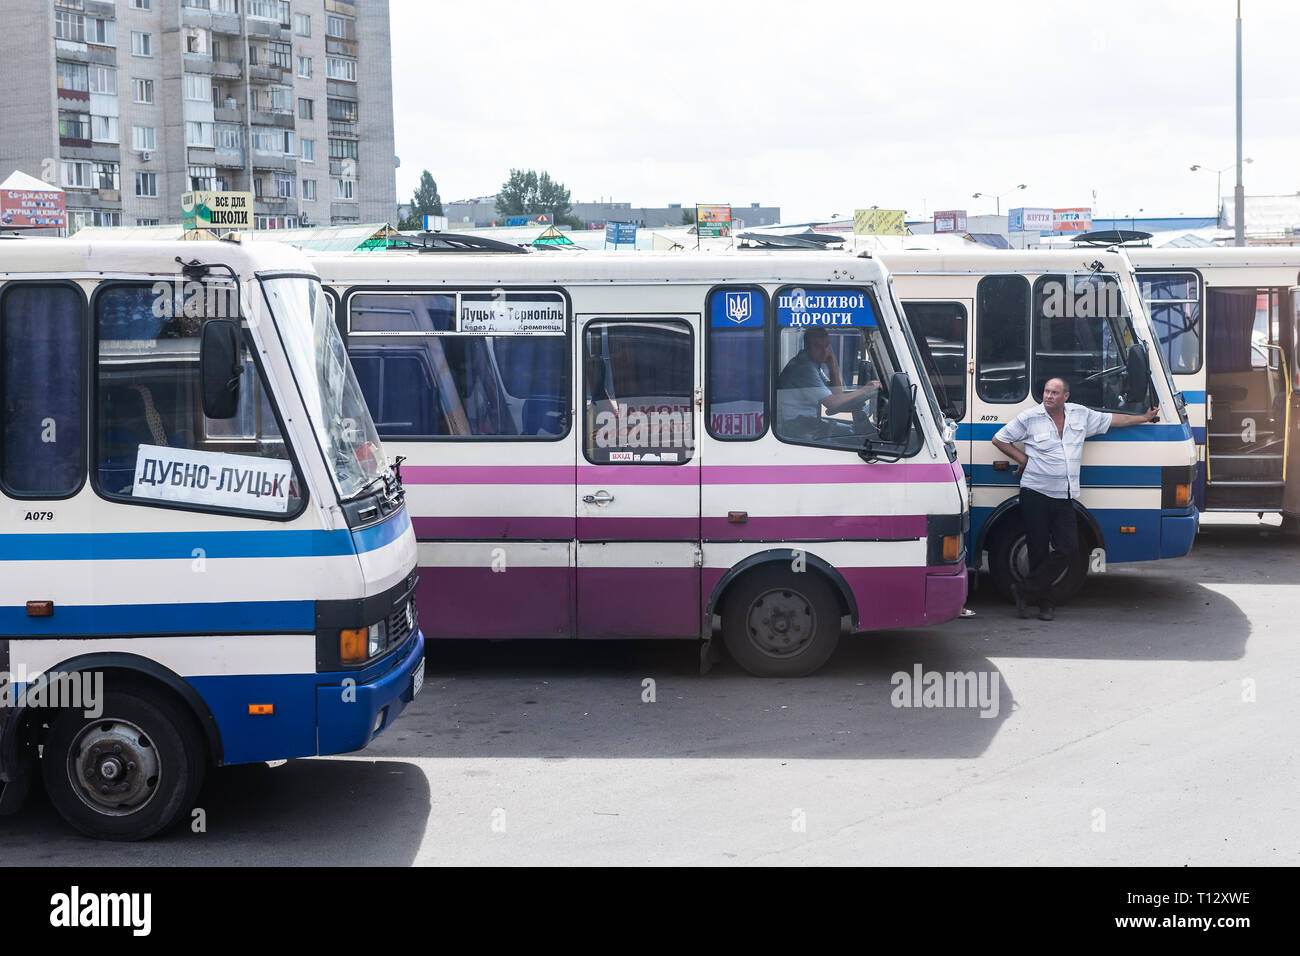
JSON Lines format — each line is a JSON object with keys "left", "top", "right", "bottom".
{"left": 1206, "top": 289, "right": 1256, "bottom": 372}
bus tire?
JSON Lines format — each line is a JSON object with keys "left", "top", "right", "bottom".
{"left": 720, "top": 567, "right": 841, "bottom": 677}
{"left": 42, "top": 690, "right": 206, "bottom": 842}
{"left": 988, "top": 519, "right": 1088, "bottom": 605}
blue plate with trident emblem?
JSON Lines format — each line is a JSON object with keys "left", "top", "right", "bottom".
{"left": 710, "top": 288, "right": 765, "bottom": 327}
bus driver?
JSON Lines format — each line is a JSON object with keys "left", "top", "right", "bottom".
{"left": 777, "top": 326, "right": 881, "bottom": 439}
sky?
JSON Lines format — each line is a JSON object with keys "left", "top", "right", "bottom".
{"left": 390, "top": 0, "right": 1298, "bottom": 223}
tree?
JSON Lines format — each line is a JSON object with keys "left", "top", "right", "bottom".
{"left": 495, "top": 168, "right": 580, "bottom": 228}
{"left": 680, "top": 208, "right": 696, "bottom": 225}
{"left": 399, "top": 170, "right": 442, "bottom": 230}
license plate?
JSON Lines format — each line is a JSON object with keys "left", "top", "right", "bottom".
{"left": 411, "top": 658, "right": 425, "bottom": 698}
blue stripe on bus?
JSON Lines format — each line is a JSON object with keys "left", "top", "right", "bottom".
{"left": 1181, "top": 390, "right": 1206, "bottom": 403}
{"left": 351, "top": 507, "right": 411, "bottom": 554}
{"left": 968, "top": 465, "right": 1162, "bottom": 487}
{"left": 956, "top": 422, "right": 1192, "bottom": 442}
{"left": 1192, "top": 426, "right": 1206, "bottom": 444}
{"left": 0, "top": 511, "right": 410, "bottom": 562}
{"left": 969, "top": 504, "right": 1192, "bottom": 565}
{"left": 0, "top": 600, "right": 315, "bottom": 635}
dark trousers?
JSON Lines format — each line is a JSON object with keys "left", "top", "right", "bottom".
{"left": 1019, "top": 487, "right": 1077, "bottom": 607}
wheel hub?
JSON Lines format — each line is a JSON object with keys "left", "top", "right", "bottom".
{"left": 746, "top": 588, "right": 816, "bottom": 658}
{"left": 68, "top": 720, "right": 160, "bottom": 815}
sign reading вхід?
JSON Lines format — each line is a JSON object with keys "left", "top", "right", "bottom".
{"left": 933, "top": 209, "right": 967, "bottom": 233}
{"left": 696, "top": 204, "right": 732, "bottom": 237}
{"left": 776, "top": 289, "right": 876, "bottom": 327}
{"left": 853, "top": 209, "right": 907, "bottom": 236}
{"left": 1, "top": 189, "right": 66, "bottom": 228}
{"left": 181, "top": 191, "right": 253, "bottom": 230}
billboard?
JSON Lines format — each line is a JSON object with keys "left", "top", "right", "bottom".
{"left": 696, "top": 204, "right": 732, "bottom": 237}
{"left": 1008, "top": 207, "right": 1053, "bottom": 233}
{"left": 1051, "top": 207, "right": 1093, "bottom": 233}
{"left": 181, "top": 191, "right": 252, "bottom": 230}
{"left": 854, "top": 208, "right": 907, "bottom": 236}
{"left": 1, "top": 188, "right": 66, "bottom": 228}
{"left": 604, "top": 221, "right": 637, "bottom": 247}
{"left": 933, "top": 209, "right": 967, "bottom": 233}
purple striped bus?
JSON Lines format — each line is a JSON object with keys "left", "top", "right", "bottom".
{"left": 308, "top": 250, "right": 969, "bottom": 676}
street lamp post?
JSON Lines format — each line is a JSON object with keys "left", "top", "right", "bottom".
{"left": 971, "top": 184, "right": 1027, "bottom": 216}
{"left": 1190, "top": 159, "right": 1251, "bottom": 223}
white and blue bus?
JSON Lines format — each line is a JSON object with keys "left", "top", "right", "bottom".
{"left": 881, "top": 249, "right": 1200, "bottom": 601}
{"left": 0, "top": 237, "right": 423, "bottom": 840}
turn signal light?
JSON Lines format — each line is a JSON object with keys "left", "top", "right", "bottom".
{"left": 340, "top": 627, "right": 367, "bottom": 663}
{"left": 248, "top": 704, "right": 274, "bottom": 716}
{"left": 1174, "top": 483, "right": 1191, "bottom": 507}
{"left": 942, "top": 534, "right": 962, "bottom": 562}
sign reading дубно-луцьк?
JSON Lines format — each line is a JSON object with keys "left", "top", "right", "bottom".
{"left": 181, "top": 191, "right": 252, "bottom": 230}
{"left": 776, "top": 289, "right": 876, "bottom": 327}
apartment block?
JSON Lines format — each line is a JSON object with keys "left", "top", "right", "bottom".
{"left": 1, "top": 0, "right": 397, "bottom": 231}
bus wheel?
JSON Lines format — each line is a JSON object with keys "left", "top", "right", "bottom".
{"left": 988, "top": 521, "right": 1088, "bottom": 605}
{"left": 721, "top": 567, "right": 841, "bottom": 677}
{"left": 42, "top": 690, "right": 205, "bottom": 841}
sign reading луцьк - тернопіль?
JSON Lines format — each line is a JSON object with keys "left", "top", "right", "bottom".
{"left": 181, "top": 191, "right": 253, "bottom": 230}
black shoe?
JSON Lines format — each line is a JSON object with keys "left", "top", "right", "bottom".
{"left": 1038, "top": 605, "right": 1055, "bottom": 621}
{"left": 1011, "top": 584, "right": 1031, "bottom": 619}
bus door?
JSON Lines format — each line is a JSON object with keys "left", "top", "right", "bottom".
{"left": 576, "top": 315, "right": 701, "bottom": 638}
{"left": 899, "top": 298, "right": 973, "bottom": 472}
{"left": 1284, "top": 288, "right": 1300, "bottom": 518}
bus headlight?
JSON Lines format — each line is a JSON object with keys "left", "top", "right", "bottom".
{"left": 367, "top": 622, "right": 386, "bottom": 658}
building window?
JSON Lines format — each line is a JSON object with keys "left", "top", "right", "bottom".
{"left": 278, "top": 1, "right": 291, "bottom": 28}
{"left": 300, "top": 138, "right": 314, "bottom": 162}
{"left": 328, "top": 138, "right": 359, "bottom": 160}
{"left": 56, "top": 60, "right": 89, "bottom": 92}
{"left": 297, "top": 55, "right": 311, "bottom": 78}
{"left": 327, "top": 98, "right": 357, "bottom": 122}
{"left": 136, "top": 218, "right": 160, "bottom": 226}
{"left": 294, "top": 12, "right": 311, "bottom": 36}
{"left": 59, "top": 111, "right": 91, "bottom": 141}
{"left": 184, "top": 28, "right": 210, "bottom": 56}
{"left": 55, "top": 11, "right": 86, "bottom": 43}
{"left": 325, "top": 15, "right": 348, "bottom": 39}
{"left": 268, "top": 86, "right": 293, "bottom": 113}
{"left": 216, "top": 123, "right": 243, "bottom": 150}
{"left": 274, "top": 173, "right": 295, "bottom": 198}
{"left": 131, "top": 0, "right": 152, "bottom": 9}
{"left": 133, "top": 77, "right": 154, "bottom": 104}
{"left": 302, "top": 178, "right": 316, "bottom": 201}
{"left": 135, "top": 171, "right": 158, "bottom": 197}
{"left": 186, "top": 121, "right": 214, "bottom": 147}
{"left": 189, "top": 165, "right": 217, "bottom": 191}
{"left": 269, "top": 41, "right": 291, "bottom": 70}
{"left": 246, "top": 0, "right": 276, "bottom": 20}
{"left": 62, "top": 161, "right": 91, "bottom": 188}
{"left": 326, "top": 57, "right": 356, "bottom": 81}
{"left": 91, "top": 211, "right": 122, "bottom": 227}
{"left": 131, "top": 31, "right": 153, "bottom": 57}
{"left": 333, "top": 178, "right": 355, "bottom": 201}
{"left": 89, "top": 65, "right": 117, "bottom": 94}
{"left": 298, "top": 97, "right": 313, "bottom": 119}
{"left": 94, "top": 162, "right": 120, "bottom": 191}
{"left": 91, "top": 115, "right": 119, "bottom": 143}
{"left": 131, "top": 125, "right": 156, "bottom": 151}
{"left": 88, "top": 17, "right": 115, "bottom": 46}
{"left": 184, "top": 74, "right": 212, "bottom": 102}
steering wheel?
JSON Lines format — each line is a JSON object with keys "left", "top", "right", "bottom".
{"left": 1083, "top": 364, "right": 1125, "bottom": 383}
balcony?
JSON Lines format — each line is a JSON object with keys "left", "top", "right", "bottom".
{"left": 245, "top": 19, "right": 284, "bottom": 39}
{"left": 211, "top": 12, "right": 242, "bottom": 36}
{"left": 330, "top": 202, "right": 360, "bottom": 222}
{"left": 59, "top": 135, "right": 92, "bottom": 149}
{"left": 326, "top": 38, "right": 358, "bottom": 57}
{"left": 214, "top": 147, "right": 245, "bottom": 168}
{"left": 215, "top": 106, "right": 244, "bottom": 124}
{"left": 251, "top": 152, "right": 297, "bottom": 172}
{"left": 327, "top": 121, "right": 358, "bottom": 138}
{"left": 248, "top": 63, "right": 290, "bottom": 83}
{"left": 250, "top": 110, "right": 294, "bottom": 128}
{"left": 97, "top": 188, "right": 120, "bottom": 203}
{"left": 181, "top": 6, "right": 213, "bottom": 29}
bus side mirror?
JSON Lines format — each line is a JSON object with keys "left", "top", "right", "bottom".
{"left": 1125, "top": 343, "right": 1150, "bottom": 406}
{"left": 884, "top": 371, "right": 913, "bottom": 444}
{"left": 201, "top": 319, "right": 242, "bottom": 419}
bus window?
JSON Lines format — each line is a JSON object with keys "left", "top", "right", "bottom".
{"left": 901, "top": 301, "right": 967, "bottom": 421}
{"left": 584, "top": 319, "right": 693, "bottom": 464}
{"left": 1140, "top": 272, "right": 1201, "bottom": 374}
{"left": 706, "top": 287, "right": 767, "bottom": 440}
{"left": 348, "top": 290, "right": 569, "bottom": 440}
{"left": 772, "top": 285, "right": 917, "bottom": 452}
{"left": 1032, "top": 273, "right": 1145, "bottom": 412}
{"left": 93, "top": 283, "right": 304, "bottom": 516}
{"left": 1, "top": 283, "right": 85, "bottom": 497}
{"left": 976, "top": 275, "right": 1029, "bottom": 404}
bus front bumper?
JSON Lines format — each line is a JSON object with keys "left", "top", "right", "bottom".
{"left": 1160, "top": 508, "right": 1199, "bottom": 559}
{"left": 316, "top": 629, "right": 425, "bottom": 756}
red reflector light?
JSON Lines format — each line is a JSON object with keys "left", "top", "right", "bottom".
{"left": 26, "top": 601, "right": 53, "bottom": 617}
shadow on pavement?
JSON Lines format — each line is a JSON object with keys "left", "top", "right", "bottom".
{"left": 0, "top": 759, "right": 430, "bottom": 865}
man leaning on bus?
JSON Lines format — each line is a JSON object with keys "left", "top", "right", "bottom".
{"left": 991, "top": 377, "right": 1157, "bottom": 621}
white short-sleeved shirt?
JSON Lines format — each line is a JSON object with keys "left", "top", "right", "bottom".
{"left": 994, "top": 403, "right": 1112, "bottom": 499}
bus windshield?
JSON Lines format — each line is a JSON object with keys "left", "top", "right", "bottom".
{"left": 261, "top": 275, "right": 389, "bottom": 500}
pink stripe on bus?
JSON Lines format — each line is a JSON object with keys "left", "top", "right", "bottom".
{"left": 403, "top": 465, "right": 574, "bottom": 485}
{"left": 405, "top": 462, "right": 957, "bottom": 486}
